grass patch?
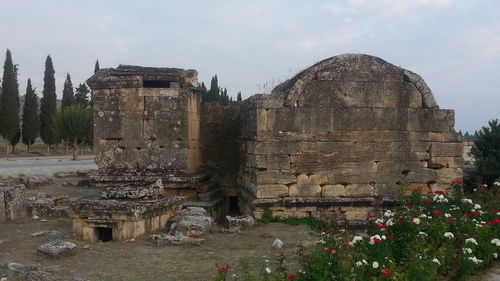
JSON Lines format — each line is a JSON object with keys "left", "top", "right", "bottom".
{"left": 259, "top": 208, "right": 332, "bottom": 232}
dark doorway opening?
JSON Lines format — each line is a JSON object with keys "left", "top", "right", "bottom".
{"left": 143, "top": 80, "right": 171, "bottom": 88}
{"left": 97, "top": 227, "right": 113, "bottom": 242}
{"left": 228, "top": 196, "right": 239, "bottom": 216}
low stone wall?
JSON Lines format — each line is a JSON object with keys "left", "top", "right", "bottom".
{"left": 0, "top": 183, "right": 26, "bottom": 222}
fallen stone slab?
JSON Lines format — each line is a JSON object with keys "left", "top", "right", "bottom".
{"left": 223, "top": 215, "right": 255, "bottom": 230}
{"left": 31, "top": 231, "right": 49, "bottom": 237}
{"left": 169, "top": 215, "right": 214, "bottom": 238}
{"left": 180, "top": 206, "right": 208, "bottom": 217}
{"left": 38, "top": 240, "right": 76, "bottom": 257}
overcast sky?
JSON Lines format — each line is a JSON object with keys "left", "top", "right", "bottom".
{"left": 1, "top": 0, "right": 499, "bottom": 132}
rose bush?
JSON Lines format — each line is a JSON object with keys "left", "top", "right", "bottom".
{"left": 214, "top": 182, "right": 500, "bottom": 280}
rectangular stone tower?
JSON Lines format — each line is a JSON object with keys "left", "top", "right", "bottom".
{"left": 86, "top": 65, "right": 203, "bottom": 187}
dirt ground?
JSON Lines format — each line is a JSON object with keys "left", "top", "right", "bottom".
{"left": 0, "top": 219, "right": 317, "bottom": 281}
{"left": 0, "top": 179, "right": 318, "bottom": 281}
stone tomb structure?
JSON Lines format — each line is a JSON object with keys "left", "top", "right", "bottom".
{"left": 71, "top": 66, "right": 201, "bottom": 242}
{"left": 238, "top": 54, "right": 463, "bottom": 223}
{"left": 73, "top": 54, "right": 463, "bottom": 241}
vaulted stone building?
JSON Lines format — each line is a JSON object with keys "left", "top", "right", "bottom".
{"left": 72, "top": 54, "right": 463, "bottom": 241}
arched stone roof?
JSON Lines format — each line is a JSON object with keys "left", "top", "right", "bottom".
{"left": 271, "top": 54, "right": 438, "bottom": 109}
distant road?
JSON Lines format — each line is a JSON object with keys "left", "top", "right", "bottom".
{"left": 0, "top": 155, "right": 97, "bottom": 177}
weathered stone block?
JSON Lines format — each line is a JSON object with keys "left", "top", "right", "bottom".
{"left": 255, "top": 185, "right": 289, "bottom": 198}
{"left": 436, "top": 168, "right": 463, "bottom": 184}
{"left": 429, "top": 142, "right": 463, "bottom": 157}
{"left": 334, "top": 108, "right": 407, "bottom": 131}
{"left": 383, "top": 82, "right": 422, "bottom": 108}
{"left": 289, "top": 184, "right": 322, "bottom": 197}
{"left": 321, "top": 184, "right": 347, "bottom": 197}
{"left": 253, "top": 171, "right": 296, "bottom": 185}
{"left": 408, "top": 109, "right": 455, "bottom": 132}
{"left": 94, "top": 110, "right": 122, "bottom": 139}
{"left": 299, "top": 81, "right": 384, "bottom": 108}
{"left": 345, "top": 184, "right": 374, "bottom": 196}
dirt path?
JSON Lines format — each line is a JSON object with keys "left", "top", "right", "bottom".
{"left": 0, "top": 155, "right": 96, "bottom": 178}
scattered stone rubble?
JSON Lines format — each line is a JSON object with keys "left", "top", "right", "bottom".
{"left": 151, "top": 207, "right": 214, "bottom": 245}
{"left": 0, "top": 182, "right": 26, "bottom": 222}
{"left": 223, "top": 215, "right": 255, "bottom": 232}
{"left": 0, "top": 262, "right": 55, "bottom": 281}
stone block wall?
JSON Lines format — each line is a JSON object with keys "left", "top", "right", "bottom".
{"left": 0, "top": 183, "right": 26, "bottom": 222}
{"left": 87, "top": 66, "right": 202, "bottom": 177}
{"left": 239, "top": 54, "right": 463, "bottom": 222}
{"left": 200, "top": 103, "right": 241, "bottom": 188}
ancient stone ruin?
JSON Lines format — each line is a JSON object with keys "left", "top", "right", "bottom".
{"left": 239, "top": 54, "right": 462, "bottom": 222}
{"left": 0, "top": 183, "right": 26, "bottom": 222}
{"left": 72, "top": 54, "right": 463, "bottom": 241}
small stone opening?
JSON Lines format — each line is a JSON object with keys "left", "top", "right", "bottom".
{"left": 228, "top": 196, "right": 239, "bottom": 216}
{"left": 143, "top": 80, "right": 171, "bottom": 88}
{"left": 96, "top": 227, "right": 113, "bottom": 242}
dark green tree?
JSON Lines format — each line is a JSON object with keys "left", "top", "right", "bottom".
{"left": 471, "top": 119, "right": 500, "bottom": 187}
{"left": 237, "top": 91, "right": 242, "bottom": 102}
{"left": 40, "top": 55, "right": 58, "bottom": 153}
{"left": 0, "top": 49, "right": 20, "bottom": 153}
{"left": 200, "top": 82, "right": 208, "bottom": 102}
{"left": 52, "top": 105, "right": 93, "bottom": 160}
{"left": 61, "top": 73, "right": 74, "bottom": 108}
{"left": 74, "top": 83, "right": 89, "bottom": 107}
{"left": 22, "top": 79, "right": 40, "bottom": 151}
{"left": 207, "top": 75, "right": 220, "bottom": 102}
{"left": 94, "top": 60, "right": 100, "bottom": 73}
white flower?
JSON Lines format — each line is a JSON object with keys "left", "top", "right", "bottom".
{"left": 413, "top": 218, "right": 421, "bottom": 225}
{"left": 318, "top": 239, "right": 326, "bottom": 244}
{"left": 444, "top": 213, "right": 452, "bottom": 218}
{"left": 265, "top": 267, "right": 271, "bottom": 274}
{"left": 462, "top": 248, "right": 473, "bottom": 254}
{"left": 491, "top": 238, "right": 500, "bottom": 247}
{"left": 468, "top": 256, "right": 483, "bottom": 264}
{"left": 444, "top": 232, "right": 454, "bottom": 239}
{"left": 474, "top": 204, "right": 481, "bottom": 209}
{"left": 462, "top": 198, "right": 473, "bottom": 204}
{"left": 432, "top": 258, "right": 441, "bottom": 265}
{"left": 465, "top": 238, "right": 478, "bottom": 245}
{"left": 375, "top": 218, "right": 384, "bottom": 224}
{"left": 386, "top": 219, "right": 394, "bottom": 226}
{"left": 494, "top": 253, "right": 498, "bottom": 259}
{"left": 355, "top": 261, "right": 363, "bottom": 266}
{"left": 352, "top": 235, "right": 363, "bottom": 244}
{"left": 418, "top": 232, "right": 428, "bottom": 237}
{"left": 419, "top": 214, "right": 427, "bottom": 219}
{"left": 384, "top": 210, "right": 393, "bottom": 217}
{"left": 372, "top": 261, "right": 379, "bottom": 269}
{"left": 381, "top": 235, "right": 387, "bottom": 240}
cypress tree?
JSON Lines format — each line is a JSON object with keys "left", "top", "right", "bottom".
{"left": 74, "top": 83, "right": 89, "bottom": 107}
{"left": 0, "top": 49, "right": 20, "bottom": 153}
{"left": 61, "top": 73, "right": 74, "bottom": 108}
{"left": 207, "top": 75, "right": 219, "bottom": 102}
{"left": 40, "top": 55, "right": 58, "bottom": 153}
{"left": 94, "top": 60, "right": 100, "bottom": 73}
{"left": 22, "top": 79, "right": 40, "bottom": 151}
{"left": 237, "top": 91, "right": 242, "bottom": 102}
{"left": 200, "top": 82, "right": 208, "bottom": 102}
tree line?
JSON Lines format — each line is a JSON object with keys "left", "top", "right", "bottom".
{"left": 200, "top": 75, "right": 242, "bottom": 105}
{"left": 0, "top": 49, "right": 96, "bottom": 158}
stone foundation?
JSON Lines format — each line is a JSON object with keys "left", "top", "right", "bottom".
{"left": 71, "top": 196, "right": 183, "bottom": 242}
